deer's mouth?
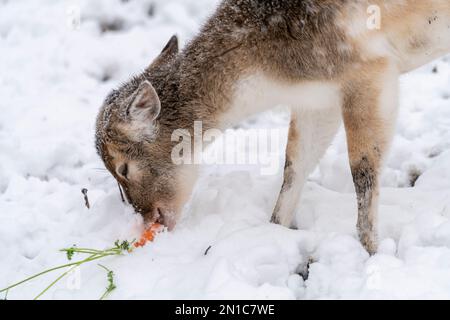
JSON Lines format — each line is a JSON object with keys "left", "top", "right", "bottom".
{"left": 145, "top": 206, "right": 177, "bottom": 231}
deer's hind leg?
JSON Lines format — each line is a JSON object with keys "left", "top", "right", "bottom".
{"left": 342, "top": 59, "right": 399, "bottom": 255}
{"left": 271, "top": 106, "right": 342, "bottom": 228}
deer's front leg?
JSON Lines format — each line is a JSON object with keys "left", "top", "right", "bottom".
{"left": 271, "top": 112, "right": 302, "bottom": 227}
{"left": 342, "top": 60, "right": 399, "bottom": 255}
{"left": 272, "top": 107, "right": 342, "bottom": 227}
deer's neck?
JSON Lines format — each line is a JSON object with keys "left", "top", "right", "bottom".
{"left": 160, "top": 37, "right": 258, "bottom": 133}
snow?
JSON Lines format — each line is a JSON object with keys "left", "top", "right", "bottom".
{"left": 1, "top": 0, "right": 450, "bottom": 300}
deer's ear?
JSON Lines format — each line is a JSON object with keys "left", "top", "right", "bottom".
{"left": 129, "top": 81, "right": 161, "bottom": 122}
{"left": 161, "top": 35, "right": 179, "bottom": 56}
{"left": 149, "top": 35, "right": 179, "bottom": 68}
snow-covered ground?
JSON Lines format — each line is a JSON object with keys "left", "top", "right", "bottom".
{"left": 1, "top": 0, "right": 450, "bottom": 300}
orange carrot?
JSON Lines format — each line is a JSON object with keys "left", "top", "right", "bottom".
{"left": 134, "top": 223, "right": 163, "bottom": 248}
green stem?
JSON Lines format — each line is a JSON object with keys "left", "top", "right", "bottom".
{"left": 61, "top": 248, "right": 122, "bottom": 256}
{"left": 61, "top": 249, "right": 101, "bottom": 254}
{"left": 33, "top": 265, "right": 78, "bottom": 300}
{"left": 99, "top": 289, "right": 111, "bottom": 300}
{"left": 97, "top": 264, "right": 110, "bottom": 273}
{"left": 1, "top": 241, "right": 132, "bottom": 298}
{"left": 0, "top": 253, "right": 115, "bottom": 294}
{"left": 33, "top": 254, "right": 117, "bottom": 300}
{"left": 98, "top": 264, "right": 115, "bottom": 300}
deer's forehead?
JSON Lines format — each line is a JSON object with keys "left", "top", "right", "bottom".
{"left": 106, "top": 144, "right": 126, "bottom": 159}
{"left": 103, "top": 136, "right": 149, "bottom": 164}
{"left": 116, "top": 119, "right": 158, "bottom": 143}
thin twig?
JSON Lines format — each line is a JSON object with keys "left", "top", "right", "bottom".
{"left": 81, "top": 188, "right": 90, "bottom": 209}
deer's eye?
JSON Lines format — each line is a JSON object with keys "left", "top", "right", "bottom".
{"left": 117, "top": 163, "right": 129, "bottom": 180}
